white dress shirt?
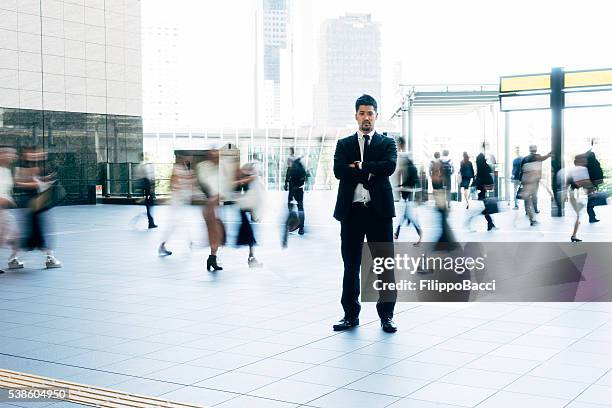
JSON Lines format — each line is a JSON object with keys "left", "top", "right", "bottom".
{"left": 352, "top": 130, "right": 373, "bottom": 204}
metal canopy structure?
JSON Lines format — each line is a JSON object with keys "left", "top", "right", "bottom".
{"left": 392, "top": 84, "right": 499, "bottom": 154}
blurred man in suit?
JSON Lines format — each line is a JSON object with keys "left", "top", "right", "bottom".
{"left": 332, "top": 94, "right": 398, "bottom": 333}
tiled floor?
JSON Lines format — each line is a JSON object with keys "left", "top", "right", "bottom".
{"left": 1, "top": 191, "right": 612, "bottom": 407}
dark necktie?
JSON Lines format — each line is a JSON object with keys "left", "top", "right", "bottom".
{"left": 363, "top": 134, "right": 370, "bottom": 161}
{"left": 362, "top": 134, "right": 370, "bottom": 190}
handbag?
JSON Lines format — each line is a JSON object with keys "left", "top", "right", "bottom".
{"left": 238, "top": 179, "right": 263, "bottom": 211}
{"left": 516, "top": 185, "right": 524, "bottom": 200}
{"left": 588, "top": 191, "right": 608, "bottom": 207}
{"left": 482, "top": 197, "right": 499, "bottom": 215}
{"left": 31, "top": 181, "right": 66, "bottom": 212}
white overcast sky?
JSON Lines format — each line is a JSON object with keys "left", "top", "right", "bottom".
{"left": 142, "top": 0, "right": 612, "bottom": 129}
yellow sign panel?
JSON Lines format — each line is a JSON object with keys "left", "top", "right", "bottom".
{"left": 565, "top": 69, "right": 612, "bottom": 88}
{"left": 500, "top": 74, "right": 550, "bottom": 92}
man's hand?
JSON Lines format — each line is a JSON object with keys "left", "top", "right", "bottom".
{"left": 348, "top": 161, "right": 361, "bottom": 169}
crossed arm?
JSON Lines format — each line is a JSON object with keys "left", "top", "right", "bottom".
{"left": 333, "top": 139, "right": 397, "bottom": 182}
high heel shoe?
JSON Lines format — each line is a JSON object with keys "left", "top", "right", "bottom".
{"left": 570, "top": 236, "right": 582, "bottom": 242}
{"left": 206, "top": 255, "right": 223, "bottom": 271}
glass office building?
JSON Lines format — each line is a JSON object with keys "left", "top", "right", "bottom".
{"left": 0, "top": 0, "right": 143, "bottom": 203}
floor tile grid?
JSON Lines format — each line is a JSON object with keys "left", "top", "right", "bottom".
{"left": 3, "top": 202, "right": 612, "bottom": 408}
{"left": 470, "top": 306, "right": 612, "bottom": 407}
{"left": 309, "top": 302, "right": 609, "bottom": 407}
{"left": 0, "top": 302, "right": 552, "bottom": 406}
{"left": 150, "top": 309, "right": 435, "bottom": 406}
{"left": 2, "top": 302, "right": 610, "bottom": 407}
{"left": 304, "top": 304, "right": 513, "bottom": 407}
{"left": 293, "top": 303, "right": 521, "bottom": 407}
{"left": 239, "top": 305, "right": 493, "bottom": 407}
{"left": 186, "top": 314, "right": 399, "bottom": 406}
{"left": 1, "top": 314, "right": 381, "bottom": 407}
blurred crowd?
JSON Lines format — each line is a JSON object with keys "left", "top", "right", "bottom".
{"left": 0, "top": 139, "right": 608, "bottom": 274}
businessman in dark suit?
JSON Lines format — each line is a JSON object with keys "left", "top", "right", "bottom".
{"left": 332, "top": 94, "right": 398, "bottom": 333}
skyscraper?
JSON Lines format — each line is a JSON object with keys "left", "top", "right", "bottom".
{"left": 142, "top": 23, "right": 180, "bottom": 134}
{"left": 261, "top": 0, "right": 289, "bottom": 126}
{"left": 315, "top": 13, "right": 381, "bottom": 127}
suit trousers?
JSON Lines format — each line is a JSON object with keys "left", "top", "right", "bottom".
{"left": 340, "top": 203, "right": 396, "bottom": 320}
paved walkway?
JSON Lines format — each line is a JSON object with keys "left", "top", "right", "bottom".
{"left": 1, "top": 191, "right": 612, "bottom": 407}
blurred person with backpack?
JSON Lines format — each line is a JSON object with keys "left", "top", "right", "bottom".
{"left": 429, "top": 152, "right": 444, "bottom": 208}
{"left": 394, "top": 137, "right": 421, "bottom": 244}
{"left": 284, "top": 152, "right": 308, "bottom": 235}
{"left": 441, "top": 149, "right": 454, "bottom": 206}
{"left": 511, "top": 147, "right": 523, "bottom": 210}
{"left": 584, "top": 145, "right": 605, "bottom": 223}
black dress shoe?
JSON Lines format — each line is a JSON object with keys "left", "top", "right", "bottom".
{"left": 333, "top": 317, "right": 359, "bottom": 331}
{"left": 381, "top": 318, "right": 397, "bottom": 333}
{"left": 589, "top": 218, "right": 600, "bottom": 223}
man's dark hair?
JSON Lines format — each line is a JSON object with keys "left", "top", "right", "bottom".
{"left": 355, "top": 94, "right": 377, "bottom": 112}
{"left": 396, "top": 137, "right": 406, "bottom": 148}
{"left": 434, "top": 151, "right": 440, "bottom": 159}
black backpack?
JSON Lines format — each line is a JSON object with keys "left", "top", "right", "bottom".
{"left": 441, "top": 159, "right": 453, "bottom": 177}
{"left": 400, "top": 157, "right": 418, "bottom": 188}
{"left": 290, "top": 159, "right": 307, "bottom": 186}
{"left": 586, "top": 151, "right": 604, "bottom": 186}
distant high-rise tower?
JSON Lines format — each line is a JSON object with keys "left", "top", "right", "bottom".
{"left": 261, "top": 0, "right": 289, "bottom": 126}
{"left": 315, "top": 14, "right": 381, "bottom": 127}
{"left": 142, "top": 24, "right": 180, "bottom": 133}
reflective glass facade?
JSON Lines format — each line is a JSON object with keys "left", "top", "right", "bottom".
{"left": 0, "top": 107, "right": 143, "bottom": 203}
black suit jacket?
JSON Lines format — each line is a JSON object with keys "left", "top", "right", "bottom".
{"left": 333, "top": 132, "right": 397, "bottom": 222}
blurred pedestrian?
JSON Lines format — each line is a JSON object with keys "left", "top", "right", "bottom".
{"left": 441, "top": 149, "right": 454, "bottom": 206}
{"left": 584, "top": 146, "right": 604, "bottom": 223}
{"left": 0, "top": 147, "right": 22, "bottom": 271}
{"left": 468, "top": 143, "right": 496, "bottom": 231}
{"left": 158, "top": 156, "right": 194, "bottom": 256}
{"left": 511, "top": 147, "right": 523, "bottom": 210}
{"left": 197, "top": 148, "right": 224, "bottom": 271}
{"left": 459, "top": 152, "right": 474, "bottom": 209}
{"left": 520, "top": 145, "right": 552, "bottom": 226}
{"left": 558, "top": 154, "right": 592, "bottom": 242}
{"left": 135, "top": 158, "right": 157, "bottom": 229}
{"left": 235, "top": 161, "right": 264, "bottom": 268}
{"left": 284, "top": 153, "right": 307, "bottom": 235}
{"left": 429, "top": 152, "right": 444, "bottom": 208}
{"left": 14, "top": 148, "right": 62, "bottom": 268}
{"left": 394, "top": 137, "right": 421, "bottom": 244}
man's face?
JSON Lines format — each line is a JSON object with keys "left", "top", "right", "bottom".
{"left": 355, "top": 105, "right": 377, "bottom": 133}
